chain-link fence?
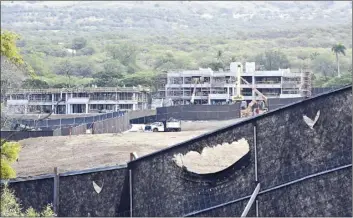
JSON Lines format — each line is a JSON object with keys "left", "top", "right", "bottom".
{"left": 15, "top": 111, "right": 125, "bottom": 130}
{"left": 92, "top": 110, "right": 156, "bottom": 134}
{"left": 92, "top": 115, "right": 130, "bottom": 134}
{"left": 50, "top": 110, "right": 156, "bottom": 136}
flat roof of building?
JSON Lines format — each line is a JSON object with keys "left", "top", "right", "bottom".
{"left": 7, "top": 87, "right": 151, "bottom": 94}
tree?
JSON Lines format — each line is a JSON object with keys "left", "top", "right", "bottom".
{"left": 322, "top": 72, "right": 352, "bottom": 87}
{"left": 53, "top": 60, "right": 75, "bottom": 88}
{"left": 78, "top": 46, "right": 95, "bottom": 56}
{"left": 93, "top": 71, "right": 123, "bottom": 87}
{"left": 93, "top": 60, "right": 126, "bottom": 87}
{"left": 22, "top": 78, "right": 49, "bottom": 89}
{"left": 310, "top": 55, "right": 336, "bottom": 79}
{"left": 71, "top": 37, "right": 87, "bottom": 50}
{"left": 107, "top": 43, "right": 137, "bottom": 67}
{"left": 103, "top": 60, "right": 127, "bottom": 76}
{"left": 254, "top": 50, "right": 290, "bottom": 70}
{"left": 331, "top": 43, "right": 346, "bottom": 77}
{"left": 0, "top": 30, "right": 35, "bottom": 133}
{"left": 297, "top": 51, "right": 310, "bottom": 68}
{"left": 121, "top": 71, "right": 157, "bottom": 87}
{"left": 216, "top": 50, "right": 223, "bottom": 62}
{"left": 23, "top": 52, "right": 50, "bottom": 76}
{"left": 0, "top": 31, "right": 24, "bottom": 66}
{"left": 1, "top": 31, "right": 35, "bottom": 95}
{"left": 0, "top": 139, "right": 20, "bottom": 179}
{"left": 310, "top": 52, "right": 320, "bottom": 61}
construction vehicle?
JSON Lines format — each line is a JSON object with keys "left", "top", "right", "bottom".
{"left": 231, "top": 64, "right": 268, "bottom": 118}
{"left": 144, "top": 118, "right": 181, "bottom": 132}
{"left": 190, "top": 77, "right": 204, "bottom": 104}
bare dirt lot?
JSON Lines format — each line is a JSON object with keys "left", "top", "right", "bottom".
{"left": 14, "top": 118, "right": 248, "bottom": 177}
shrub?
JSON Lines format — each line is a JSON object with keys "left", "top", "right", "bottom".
{"left": 0, "top": 139, "right": 21, "bottom": 179}
{"left": 0, "top": 185, "right": 55, "bottom": 217}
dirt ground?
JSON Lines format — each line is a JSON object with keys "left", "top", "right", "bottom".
{"left": 13, "top": 118, "right": 247, "bottom": 177}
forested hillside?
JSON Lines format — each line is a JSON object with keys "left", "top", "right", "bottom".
{"left": 1, "top": 1, "right": 352, "bottom": 89}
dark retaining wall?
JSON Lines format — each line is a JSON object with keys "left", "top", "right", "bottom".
{"left": 0, "top": 130, "right": 54, "bottom": 141}
{"left": 1, "top": 165, "right": 127, "bottom": 217}
{"left": 125, "top": 86, "right": 352, "bottom": 217}
{"left": 132, "top": 103, "right": 241, "bottom": 122}
{"left": 1, "top": 176, "right": 54, "bottom": 213}
{"left": 267, "top": 97, "right": 304, "bottom": 110}
{"left": 59, "top": 167, "right": 127, "bottom": 217}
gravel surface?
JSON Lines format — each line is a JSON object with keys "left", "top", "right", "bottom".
{"left": 13, "top": 119, "right": 247, "bottom": 177}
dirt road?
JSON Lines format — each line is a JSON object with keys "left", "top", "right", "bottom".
{"left": 13, "top": 118, "right": 247, "bottom": 177}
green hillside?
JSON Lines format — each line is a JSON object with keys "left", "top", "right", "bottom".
{"left": 1, "top": 1, "right": 352, "bottom": 88}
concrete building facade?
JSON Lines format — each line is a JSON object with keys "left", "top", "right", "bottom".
{"left": 5, "top": 87, "right": 150, "bottom": 114}
{"left": 153, "top": 62, "right": 311, "bottom": 106}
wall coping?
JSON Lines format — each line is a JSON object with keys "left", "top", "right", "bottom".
{"left": 0, "top": 164, "right": 128, "bottom": 184}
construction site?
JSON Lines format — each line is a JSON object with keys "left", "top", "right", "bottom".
{"left": 1, "top": 62, "right": 351, "bottom": 217}
{"left": 152, "top": 62, "right": 312, "bottom": 108}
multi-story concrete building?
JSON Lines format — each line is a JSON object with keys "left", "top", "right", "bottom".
{"left": 5, "top": 87, "right": 150, "bottom": 114}
{"left": 152, "top": 62, "right": 311, "bottom": 106}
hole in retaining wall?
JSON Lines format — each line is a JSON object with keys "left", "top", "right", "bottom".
{"left": 173, "top": 138, "right": 250, "bottom": 174}
{"left": 92, "top": 180, "right": 104, "bottom": 194}
{"left": 303, "top": 110, "right": 320, "bottom": 130}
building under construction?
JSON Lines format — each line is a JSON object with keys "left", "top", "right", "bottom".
{"left": 5, "top": 86, "right": 150, "bottom": 114}
{"left": 152, "top": 62, "right": 312, "bottom": 107}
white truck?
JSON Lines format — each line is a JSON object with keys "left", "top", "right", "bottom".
{"left": 145, "top": 119, "right": 181, "bottom": 132}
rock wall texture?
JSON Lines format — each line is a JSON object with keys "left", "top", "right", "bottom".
{"left": 3, "top": 177, "right": 54, "bottom": 212}
{"left": 125, "top": 86, "right": 352, "bottom": 217}
{"left": 1, "top": 166, "right": 127, "bottom": 217}
{"left": 59, "top": 167, "right": 127, "bottom": 217}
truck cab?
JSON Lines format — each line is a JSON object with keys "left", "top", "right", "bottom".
{"left": 145, "top": 119, "right": 181, "bottom": 132}
{"left": 150, "top": 122, "right": 165, "bottom": 132}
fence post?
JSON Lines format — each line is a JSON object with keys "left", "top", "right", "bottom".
{"left": 53, "top": 167, "right": 60, "bottom": 215}
{"left": 115, "top": 117, "right": 118, "bottom": 133}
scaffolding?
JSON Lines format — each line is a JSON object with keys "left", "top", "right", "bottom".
{"left": 281, "top": 70, "right": 302, "bottom": 95}
{"left": 166, "top": 72, "right": 183, "bottom": 105}
{"left": 300, "top": 69, "right": 312, "bottom": 97}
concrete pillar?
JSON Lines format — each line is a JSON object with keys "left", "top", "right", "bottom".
{"left": 252, "top": 76, "right": 256, "bottom": 100}
{"left": 132, "top": 103, "right": 136, "bottom": 111}
{"left": 85, "top": 104, "right": 88, "bottom": 114}
{"left": 52, "top": 94, "right": 55, "bottom": 114}
{"left": 65, "top": 92, "right": 69, "bottom": 114}
{"left": 280, "top": 77, "right": 283, "bottom": 94}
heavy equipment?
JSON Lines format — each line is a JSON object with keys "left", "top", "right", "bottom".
{"left": 231, "top": 64, "right": 268, "bottom": 118}
{"left": 190, "top": 77, "right": 204, "bottom": 105}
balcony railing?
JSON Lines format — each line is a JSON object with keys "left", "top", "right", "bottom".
{"left": 6, "top": 86, "right": 150, "bottom": 94}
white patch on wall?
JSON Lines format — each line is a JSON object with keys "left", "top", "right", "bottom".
{"left": 303, "top": 110, "right": 320, "bottom": 130}
{"left": 92, "top": 181, "right": 103, "bottom": 194}
{"left": 173, "top": 138, "right": 249, "bottom": 174}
